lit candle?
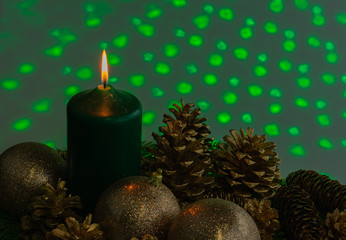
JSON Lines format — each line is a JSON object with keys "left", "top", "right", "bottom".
{"left": 67, "top": 50, "right": 142, "bottom": 212}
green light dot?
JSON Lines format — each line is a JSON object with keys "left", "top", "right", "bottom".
{"left": 317, "top": 114, "right": 331, "bottom": 126}
{"left": 248, "top": 84, "right": 263, "bottom": 97}
{"left": 189, "top": 35, "right": 203, "bottom": 47}
{"left": 64, "top": 85, "right": 81, "bottom": 96}
{"left": 315, "top": 100, "right": 327, "bottom": 109}
{"left": 269, "top": 88, "right": 282, "bottom": 98}
{"left": 196, "top": 100, "right": 211, "bottom": 112}
{"left": 321, "top": 73, "right": 336, "bottom": 85}
{"left": 312, "top": 5, "right": 322, "bottom": 14}
{"left": 278, "top": 59, "right": 292, "bottom": 72}
{"left": 296, "top": 77, "right": 311, "bottom": 88}
{"left": 151, "top": 87, "right": 165, "bottom": 97}
{"left": 203, "top": 74, "right": 218, "bottom": 85}
{"left": 131, "top": 17, "right": 142, "bottom": 26}
{"left": 318, "top": 138, "right": 334, "bottom": 149}
{"left": 129, "top": 74, "right": 145, "bottom": 87}
{"left": 108, "top": 77, "right": 118, "bottom": 83}
{"left": 223, "top": 91, "right": 238, "bottom": 104}
{"left": 86, "top": 17, "right": 102, "bottom": 27}
{"left": 18, "top": 0, "right": 37, "bottom": 9}
{"left": 75, "top": 67, "right": 93, "bottom": 80}
{"left": 163, "top": 43, "right": 179, "bottom": 57}
{"left": 325, "top": 41, "right": 335, "bottom": 51}
{"left": 341, "top": 139, "right": 346, "bottom": 148}
{"left": 257, "top": 53, "right": 268, "bottom": 62}
{"left": 269, "top": 103, "right": 282, "bottom": 114}
{"left": 342, "top": 75, "right": 346, "bottom": 84}
{"left": 284, "top": 30, "right": 295, "bottom": 39}
{"left": 344, "top": 90, "right": 346, "bottom": 98}
{"left": 319, "top": 172, "right": 334, "bottom": 180}
{"left": 336, "top": 12, "right": 346, "bottom": 25}
{"left": 146, "top": 4, "right": 162, "bottom": 19}
{"left": 229, "top": 77, "right": 240, "bottom": 87}
{"left": 186, "top": 63, "right": 198, "bottom": 74}
{"left": 219, "top": 8, "right": 234, "bottom": 21}
{"left": 233, "top": 47, "right": 248, "bottom": 60}
{"left": 143, "top": 52, "right": 155, "bottom": 62}
{"left": 254, "top": 65, "right": 268, "bottom": 77}
{"left": 246, "top": 17, "right": 256, "bottom": 26}
{"left": 264, "top": 123, "right": 280, "bottom": 136}
{"left": 32, "top": 99, "right": 51, "bottom": 112}
{"left": 193, "top": 15, "right": 209, "bottom": 29}
{"left": 62, "top": 66, "right": 72, "bottom": 75}
{"left": 269, "top": 0, "right": 284, "bottom": 13}
{"left": 176, "top": 81, "right": 193, "bottom": 94}
{"left": 44, "top": 45, "right": 63, "bottom": 57}
{"left": 326, "top": 52, "right": 339, "bottom": 63}
{"left": 264, "top": 21, "right": 278, "bottom": 34}
{"left": 174, "top": 28, "right": 186, "bottom": 38}
{"left": 142, "top": 111, "right": 156, "bottom": 125}
{"left": 172, "top": 0, "right": 187, "bottom": 7}
{"left": 44, "top": 141, "right": 56, "bottom": 149}
{"left": 108, "top": 53, "right": 122, "bottom": 66}
{"left": 112, "top": 34, "right": 129, "bottom": 48}
{"left": 297, "top": 64, "right": 309, "bottom": 74}
{"left": 313, "top": 14, "right": 325, "bottom": 26}
{"left": 13, "top": 118, "right": 32, "bottom": 131}
{"left": 84, "top": 3, "right": 95, "bottom": 13}
{"left": 1, "top": 79, "right": 20, "bottom": 90}
{"left": 138, "top": 24, "right": 155, "bottom": 37}
{"left": 203, "top": 4, "right": 214, "bottom": 14}
{"left": 288, "top": 126, "right": 300, "bottom": 136}
{"left": 216, "top": 40, "right": 228, "bottom": 51}
{"left": 342, "top": 110, "right": 346, "bottom": 119}
{"left": 294, "top": 0, "right": 309, "bottom": 10}
{"left": 241, "top": 113, "right": 253, "bottom": 124}
{"left": 217, "top": 112, "right": 231, "bottom": 124}
{"left": 240, "top": 27, "right": 253, "bottom": 39}
{"left": 19, "top": 63, "right": 35, "bottom": 74}
{"left": 155, "top": 62, "right": 171, "bottom": 75}
{"left": 209, "top": 54, "right": 223, "bottom": 67}
{"left": 99, "top": 42, "right": 108, "bottom": 50}
{"left": 307, "top": 36, "right": 320, "bottom": 48}
{"left": 283, "top": 40, "right": 296, "bottom": 52}
{"left": 295, "top": 97, "right": 309, "bottom": 108}
{"left": 290, "top": 144, "right": 306, "bottom": 156}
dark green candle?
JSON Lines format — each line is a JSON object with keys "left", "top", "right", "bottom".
{"left": 67, "top": 52, "right": 142, "bottom": 212}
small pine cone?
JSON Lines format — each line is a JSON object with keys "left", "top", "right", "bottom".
{"left": 213, "top": 128, "right": 282, "bottom": 199}
{"left": 244, "top": 199, "right": 280, "bottom": 240}
{"left": 131, "top": 234, "right": 158, "bottom": 240}
{"left": 286, "top": 170, "right": 346, "bottom": 214}
{"left": 274, "top": 185, "right": 326, "bottom": 240}
{"left": 325, "top": 208, "right": 346, "bottom": 240}
{"left": 203, "top": 190, "right": 248, "bottom": 207}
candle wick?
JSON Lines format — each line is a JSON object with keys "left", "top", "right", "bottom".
{"left": 103, "top": 81, "right": 107, "bottom": 89}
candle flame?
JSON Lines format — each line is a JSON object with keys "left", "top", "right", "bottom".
{"left": 101, "top": 50, "right": 108, "bottom": 88}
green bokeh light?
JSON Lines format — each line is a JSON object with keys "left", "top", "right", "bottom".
{"left": 143, "top": 52, "right": 155, "bottom": 62}
{"left": 85, "top": 17, "right": 102, "bottom": 27}
{"left": 269, "top": 103, "right": 282, "bottom": 114}
{"left": 62, "top": 66, "right": 72, "bottom": 75}
{"left": 254, "top": 65, "right": 268, "bottom": 77}
{"left": 318, "top": 138, "right": 334, "bottom": 149}
{"left": 32, "top": 99, "right": 51, "bottom": 112}
{"left": 1, "top": 79, "right": 20, "bottom": 90}
{"left": 246, "top": 17, "right": 256, "bottom": 27}
{"left": 163, "top": 43, "right": 179, "bottom": 57}
{"left": 64, "top": 85, "right": 81, "bottom": 97}
{"left": 336, "top": 12, "right": 346, "bottom": 25}
{"left": 196, "top": 100, "right": 211, "bottom": 112}
{"left": 209, "top": 54, "right": 223, "bottom": 66}
{"left": 223, "top": 91, "right": 238, "bottom": 104}
{"left": 284, "top": 29, "right": 295, "bottom": 39}
{"left": 296, "top": 77, "right": 311, "bottom": 88}
{"left": 142, "top": 111, "right": 156, "bottom": 125}
{"left": 264, "top": 123, "right": 280, "bottom": 136}
{"left": 317, "top": 114, "right": 331, "bottom": 126}
{"left": 108, "top": 76, "right": 118, "bottom": 83}
{"left": 44, "top": 141, "right": 56, "bottom": 149}
{"left": 174, "top": 28, "right": 186, "bottom": 38}
{"left": 342, "top": 110, "right": 346, "bottom": 119}
{"left": 129, "top": 74, "right": 145, "bottom": 87}
{"left": 325, "top": 41, "right": 335, "bottom": 51}
{"left": 233, "top": 47, "right": 248, "bottom": 60}
{"left": 108, "top": 53, "right": 122, "bottom": 66}
{"left": 315, "top": 99, "right": 327, "bottom": 109}
{"left": 186, "top": 63, "right": 198, "bottom": 74}
{"left": 151, "top": 87, "right": 165, "bottom": 97}
{"left": 75, "top": 67, "right": 93, "bottom": 80}
{"left": 112, "top": 34, "right": 129, "bottom": 48}
{"left": 241, "top": 113, "right": 253, "bottom": 124}
{"left": 283, "top": 40, "right": 296, "bottom": 52}
{"left": 217, "top": 112, "right": 231, "bottom": 124}
{"left": 290, "top": 144, "right": 306, "bottom": 156}
{"left": 257, "top": 53, "right": 268, "bottom": 62}
{"left": 240, "top": 27, "right": 253, "bottom": 39}
{"left": 189, "top": 35, "right": 203, "bottom": 47}
{"left": 307, "top": 36, "right": 321, "bottom": 48}
{"left": 216, "top": 40, "right": 228, "bottom": 51}
{"left": 312, "top": 14, "right": 325, "bottom": 26}
{"left": 248, "top": 84, "right": 263, "bottom": 97}
{"left": 155, "top": 62, "right": 171, "bottom": 75}
{"left": 295, "top": 97, "right": 309, "bottom": 108}
{"left": 44, "top": 45, "right": 63, "bottom": 57}
{"left": 176, "top": 81, "right": 193, "bottom": 94}
{"left": 297, "top": 64, "right": 310, "bottom": 74}
{"left": 203, "top": 74, "right": 218, "bottom": 85}
{"left": 146, "top": 4, "right": 162, "bottom": 19}
{"left": 172, "top": 0, "right": 187, "bottom": 7}
{"left": 229, "top": 77, "right": 240, "bottom": 87}
{"left": 294, "top": 0, "right": 309, "bottom": 10}
{"left": 203, "top": 4, "right": 214, "bottom": 15}
{"left": 19, "top": 63, "right": 35, "bottom": 74}
{"left": 269, "top": 88, "right": 282, "bottom": 98}
{"left": 99, "top": 42, "right": 108, "bottom": 50}
{"left": 321, "top": 73, "right": 336, "bottom": 85}
{"left": 137, "top": 24, "right": 155, "bottom": 37}
{"left": 288, "top": 126, "right": 300, "bottom": 136}
{"left": 326, "top": 52, "right": 339, "bottom": 63}
{"left": 269, "top": 0, "right": 284, "bottom": 13}
{"left": 219, "top": 8, "right": 234, "bottom": 21}
{"left": 278, "top": 59, "right": 292, "bottom": 72}
{"left": 193, "top": 15, "right": 209, "bottom": 29}
{"left": 341, "top": 139, "right": 346, "bottom": 148}
{"left": 12, "top": 118, "right": 32, "bottom": 131}
{"left": 264, "top": 21, "right": 278, "bottom": 34}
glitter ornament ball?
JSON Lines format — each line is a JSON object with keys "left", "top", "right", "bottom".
{"left": 167, "top": 198, "right": 260, "bottom": 240}
{"left": 0, "top": 142, "right": 67, "bottom": 217}
{"left": 94, "top": 175, "right": 180, "bottom": 240}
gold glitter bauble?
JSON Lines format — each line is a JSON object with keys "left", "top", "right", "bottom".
{"left": 94, "top": 176, "right": 180, "bottom": 240}
{"left": 167, "top": 198, "right": 260, "bottom": 240}
{"left": 0, "top": 142, "right": 67, "bottom": 217}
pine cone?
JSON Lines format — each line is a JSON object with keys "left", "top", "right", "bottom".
{"left": 244, "top": 199, "right": 280, "bottom": 240}
{"left": 131, "top": 234, "right": 158, "bottom": 240}
{"left": 46, "top": 214, "right": 104, "bottom": 240}
{"left": 274, "top": 185, "right": 326, "bottom": 240}
{"left": 147, "top": 99, "right": 216, "bottom": 201}
{"left": 286, "top": 169, "right": 346, "bottom": 214}
{"left": 213, "top": 128, "right": 282, "bottom": 199}
{"left": 20, "top": 179, "right": 83, "bottom": 240}
{"left": 325, "top": 208, "right": 346, "bottom": 240}
{"left": 203, "top": 190, "right": 248, "bottom": 207}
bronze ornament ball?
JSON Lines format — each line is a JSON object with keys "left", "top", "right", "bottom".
{"left": 0, "top": 142, "right": 67, "bottom": 217}
{"left": 167, "top": 198, "right": 260, "bottom": 240}
{"left": 94, "top": 176, "right": 180, "bottom": 240}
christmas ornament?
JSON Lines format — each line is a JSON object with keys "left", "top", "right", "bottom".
{"left": 213, "top": 128, "right": 282, "bottom": 199}
{"left": 0, "top": 142, "right": 67, "bottom": 217}
{"left": 46, "top": 214, "right": 104, "bottom": 240}
{"left": 20, "top": 179, "right": 83, "bottom": 240}
{"left": 286, "top": 169, "right": 346, "bottom": 214}
{"left": 131, "top": 234, "right": 158, "bottom": 240}
{"left": 94, "top": 172, "right": 180, "bottom": 240}
{"left": 146, "top": 99, "right": 216, "bottom": 201}
{"left": 325, "top": 208, "right": 346, "bottom": 240}
{"left": 274, "top": 185, "right": 326, "bottom": 240}
{"left": 167, "top": 198, "right": 260, "bottom": 240}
